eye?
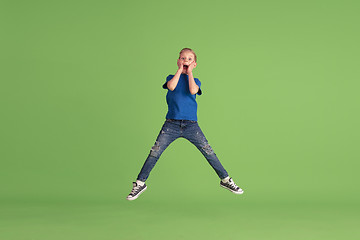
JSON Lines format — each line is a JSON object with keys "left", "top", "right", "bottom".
{"left": 189, "top": 58, "right": 192, "bottom": 60}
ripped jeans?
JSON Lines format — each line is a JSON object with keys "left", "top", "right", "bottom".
{"left": 137, "top": 119, "right": 229, "bottom": 182}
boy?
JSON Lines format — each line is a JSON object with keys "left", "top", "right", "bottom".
{"left": 126, "top": 48, "right": 243, "bottom": 201}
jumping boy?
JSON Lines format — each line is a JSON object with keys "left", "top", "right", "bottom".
{"left": 126, "top": 48, "right": 244, "bottom": 200}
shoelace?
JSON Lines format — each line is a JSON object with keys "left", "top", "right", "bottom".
{"left": 130, "top": 183, "right": 142, "bottom": 195}
{"left": 228, "top": 179, "right": 240, "bottom": 190}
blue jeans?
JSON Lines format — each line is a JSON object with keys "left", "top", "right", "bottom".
{"left": 137, "top": 119, "right": 229, "bottom": 181}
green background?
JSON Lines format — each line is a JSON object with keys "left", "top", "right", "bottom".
{"left": 1, "top": 0, "right": 359, "bottom": 239}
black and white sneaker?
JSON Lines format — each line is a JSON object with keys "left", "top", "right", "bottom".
{"left": 126, "top": 182, "right": 147, "bottom": 201}
{"left": 220, "top": 178, "right": 244, "bottom": 194}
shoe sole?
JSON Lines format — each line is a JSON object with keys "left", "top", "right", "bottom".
{"left": 220, "top": 184, "right": 244, "bottom": 195}
{"left": 126, "top": 186, "right": 148, "bottom": 201}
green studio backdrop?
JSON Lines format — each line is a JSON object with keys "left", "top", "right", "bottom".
{"left": 1, "top": 0, "right": 359, "bottom": 240}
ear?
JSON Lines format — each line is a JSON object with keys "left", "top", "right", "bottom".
{"left": 194, "top": 62, "right": 197, "bottom": 68}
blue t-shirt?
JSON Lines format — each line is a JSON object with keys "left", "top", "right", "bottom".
{"left": 162, "top": 74, "right": 202, "bottom": 121}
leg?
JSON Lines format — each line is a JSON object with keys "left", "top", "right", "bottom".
{"left": 183, "top": 122, "right": 229, "bottom": 179}
{"left": 137, "top": 121, "right": 179, "bottom": 181}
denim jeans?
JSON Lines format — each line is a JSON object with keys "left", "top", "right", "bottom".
{"left": 137, "top": 119, "right": 229, "bottom": 181}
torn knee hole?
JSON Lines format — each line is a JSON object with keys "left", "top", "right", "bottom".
{"left": 151, "top": 141, "right": 160, "bottom": 151}
{"left": 202, "top": 144, "right": 214, "bottom": 154}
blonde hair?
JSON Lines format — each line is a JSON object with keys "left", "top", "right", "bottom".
{"left": 179, "top": 48, "right": 197, "bottom": 62}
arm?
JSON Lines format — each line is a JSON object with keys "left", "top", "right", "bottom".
{"left": 167, "top": 59, "right": 183, "bottom": 91}
{"left": 187, "top": 62, "right": 199, "bottom": 95}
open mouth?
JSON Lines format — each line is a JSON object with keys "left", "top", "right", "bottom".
{"left": 183, "top": 65, "right": 189, "bottom": 70}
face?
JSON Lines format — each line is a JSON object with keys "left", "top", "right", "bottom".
{"left": 179, "top": 51, "right": 196, "bottom": 73}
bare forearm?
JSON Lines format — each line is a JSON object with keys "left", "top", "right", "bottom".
{"left": 188, "top": 72, "right": 199, "bottom": 95}
{"left": 167, "top": 68, "right": 183, "bottom": 91}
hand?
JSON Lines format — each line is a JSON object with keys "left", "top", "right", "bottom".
{"left": 187, "top": 61, "right": 197, "bottom": 74}
{"left": 177, "top": 59, "right": 184, "bottom": 70}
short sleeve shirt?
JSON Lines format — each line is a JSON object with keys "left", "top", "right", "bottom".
{"left": 162, "top": 74, "right": 202, "bottom": 121}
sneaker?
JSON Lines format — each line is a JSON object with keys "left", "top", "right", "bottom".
{"left": 126, "top": 182, "right": 147, "bottom": 201}
{"left": 220, "top": 178, "right": 244, "bottom": 194}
